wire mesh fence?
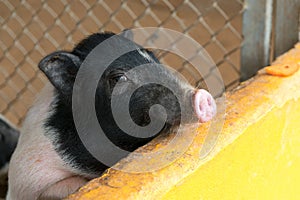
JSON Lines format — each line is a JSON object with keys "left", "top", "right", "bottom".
{"left": 0, "top": 0, "right": 244, "bottom": 126}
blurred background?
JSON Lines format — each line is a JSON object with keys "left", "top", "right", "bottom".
{"left": 0, "top": 0, "right": 298, "bottom": 127}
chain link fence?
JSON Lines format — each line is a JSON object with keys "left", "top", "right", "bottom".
{"left": 0, "top": 0, "right": 244, "bottom": 126}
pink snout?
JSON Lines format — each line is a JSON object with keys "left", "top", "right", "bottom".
{"left": 193, "top": 89, "right": 217, "bottom": 123}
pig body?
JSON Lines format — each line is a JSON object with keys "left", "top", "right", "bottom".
{"left": 7, "top": 84, "right": 88, "bottom": 200}
{"left": 7, "top": 32, "right": 216, "bottom": 200}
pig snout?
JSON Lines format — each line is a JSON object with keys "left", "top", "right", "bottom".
{"left": 193, "top": 89, "right": 217, "bottom": 123}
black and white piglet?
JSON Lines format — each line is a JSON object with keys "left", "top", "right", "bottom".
{"left": 7, "top": 32, "right": 216, "bottom": 200}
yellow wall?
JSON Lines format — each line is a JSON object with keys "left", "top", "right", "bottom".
{"left": 67, "top": 44, "right": 300, "bottom": 200}
{"left": 163, "top": 99, "right": 300, "bottom": 200}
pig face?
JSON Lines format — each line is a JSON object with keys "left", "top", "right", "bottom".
{"left": 38, "top": 32, "right": 217, "bottom": 176}
{"left": 94, "top": 50, "right": 194, "bottom": 151}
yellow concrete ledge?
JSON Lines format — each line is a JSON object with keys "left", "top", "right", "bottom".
{"left": 67, "top": 43, "right": 300, "bottom": 200}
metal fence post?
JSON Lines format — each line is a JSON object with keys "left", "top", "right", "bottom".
{"left": 273, "top": 0, "right": 300, "bottom": 58}
{"left": 241, "top": 0, "right": 300, "bottom": 81}
{"left": 241, "top": 0, "right": 273, "bottom": 81}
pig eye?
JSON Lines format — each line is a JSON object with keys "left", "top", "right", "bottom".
{"left": 118, "top": 75, "right": 128, "bottom": 82}
{"left": 108, "top": 73, "right": 130, "bottom": 95}
{"left": 109, "top": 74, "right": 128, "bottom": 85}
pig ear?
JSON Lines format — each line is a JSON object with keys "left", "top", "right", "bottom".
{"left": 38, "top": 51, "right": 81, "bottom": 95}
{"left": 120, "top": 29, "right": 134, "bottom": 41}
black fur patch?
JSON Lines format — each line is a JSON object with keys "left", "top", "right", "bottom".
{"left": 43, "top": 32, "right": 189, "bottom": 175}
{"left": 0, "top": 117, "right": 19, "bottom": 170}
{"left": 44, "top": 33, "right": 163, "bottom": 175}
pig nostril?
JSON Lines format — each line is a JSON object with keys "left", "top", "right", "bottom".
{"left": 199, "top": 104, "right": 202, "bottom": 112}
{"left": 207, "top": 97, "right": 211, "bottom": 106}
{"left": 194, "top": 89, "right": 217, "bottom": 123}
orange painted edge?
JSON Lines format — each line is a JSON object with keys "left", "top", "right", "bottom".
{"left": 265, "top": 63, "right": 299, "bottom": 76}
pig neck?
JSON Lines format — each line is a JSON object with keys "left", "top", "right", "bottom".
{"left": 44, "top": 89, "right": 108, "bottom": 177}
{"left": 45, "top": 88, "right": 153, "bottom": 176}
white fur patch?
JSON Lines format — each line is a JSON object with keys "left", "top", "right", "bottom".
{"left": 6, "top": 84, "right": 87, "bottom": 200}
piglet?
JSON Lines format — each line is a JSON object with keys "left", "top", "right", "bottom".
{"left": 7, "top": 32, "right": 216, "bottom": 200}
